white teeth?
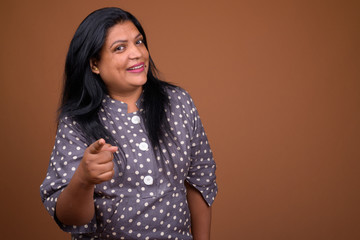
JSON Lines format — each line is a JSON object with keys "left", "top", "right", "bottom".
{"left": 129, "top": 64, "right": 143, "bottom": 70}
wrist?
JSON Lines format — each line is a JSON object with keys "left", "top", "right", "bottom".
{"left": 73, "top": 166, "right": 95, "bottom": 190}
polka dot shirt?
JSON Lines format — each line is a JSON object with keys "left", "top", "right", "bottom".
{"left": 40, "top": 86, "right": 217, "bottom": 240}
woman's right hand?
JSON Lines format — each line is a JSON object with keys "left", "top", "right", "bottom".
{"left": 77, "top": 138, "right": 118, "bottom": 186}
{"left": 56, "top": 138, "right": 118, "bottom": 225}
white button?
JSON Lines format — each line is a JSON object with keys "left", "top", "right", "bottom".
{"left": 139, "top": 142, "right": 148, "bottom": 151}
{"left": 144, "top": 175, "right": 153, "bottom": 185}
{"left": 131, "top": 115, "right": 140, "bottom": 124}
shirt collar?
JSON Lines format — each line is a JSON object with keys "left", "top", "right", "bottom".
{"left": 102, "top": 92, "right": 144, "bottom": 113}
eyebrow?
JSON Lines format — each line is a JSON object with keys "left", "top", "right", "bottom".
{"left": 109, "top": 33, "right": 143, "bottom": 48}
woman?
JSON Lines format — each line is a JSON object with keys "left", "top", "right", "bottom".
{"left": 40, "top": 7, "right": 217, "bottom": 240}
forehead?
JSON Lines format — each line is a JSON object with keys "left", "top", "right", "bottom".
{"left": 105, "top": 21, "right": 141, "bottom": 43}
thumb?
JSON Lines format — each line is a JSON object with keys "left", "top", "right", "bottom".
{"left": 88, "top": 138, "right": 105, "bottom": 154}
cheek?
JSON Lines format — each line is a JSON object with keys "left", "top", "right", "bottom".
{"left": 145, "top": 54, "right": 150, "bottom": 70}
{"left": 142, "top": 48, "right": 150, "bottom": 61}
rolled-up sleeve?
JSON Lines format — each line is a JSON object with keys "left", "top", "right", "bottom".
{"left": 185, "top": 93, "right": 218, "bottom": 206}
{"left": 40, "top": 116, "right": 97, "bottom": 234}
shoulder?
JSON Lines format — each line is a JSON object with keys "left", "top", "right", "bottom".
{"left": 163, "top": 84, "right": 194, "bottom": 104}
{"left": 162, "top": 85, "right": 200, "bottom": 120}
{"left": 58, "top": 115, "right": 81, "bottom": 130}
{"left": 56, "top": 115, "right": 88, "bottom": 143}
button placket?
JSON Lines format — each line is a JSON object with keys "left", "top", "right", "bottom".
{"left": 125, "top": 122, "right": 157, "bottom": 199}
{"left": 135, "top": 141, "right": 158, "bottom": 199}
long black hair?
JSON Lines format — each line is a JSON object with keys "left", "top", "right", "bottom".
{"left": 60, "top": 7, "right": 174, "bottom": 149}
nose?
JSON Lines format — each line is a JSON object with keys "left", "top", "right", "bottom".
{"left": 128, "top": 43, "right": 142, "bottom": 59}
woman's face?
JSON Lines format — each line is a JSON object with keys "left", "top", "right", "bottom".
{"left": 91, "top": 21, "right": 149, "bottom": 98}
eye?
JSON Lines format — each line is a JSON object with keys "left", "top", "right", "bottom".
{"left": 115, "top": 45, "right": 126, "bottom": 52}
{"left": 136, "top": 39, "right": 144, "bottom": 45}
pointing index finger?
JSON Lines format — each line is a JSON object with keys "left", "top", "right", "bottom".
{"left": 89, "top": 138, "right": 105, "bottom": 154}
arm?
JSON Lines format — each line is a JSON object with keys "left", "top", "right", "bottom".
{"left": 180, "top": 90, "right": 217, "bottom": 239}
{"left": 55, "top": 169, "right": 95, "bottom": 225}
{"left": 56, "top": 139, "right": 117, "bottom": 225}
{"left": 186, "top": 181, "right": 212, "bottom": 240}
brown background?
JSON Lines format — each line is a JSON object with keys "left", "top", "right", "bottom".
{"left": 0, "top": 0, "right": 359, "bottom": 239}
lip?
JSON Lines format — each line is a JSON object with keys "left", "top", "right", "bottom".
{"left": 127, "top": 62, "right": 145, "bottom": 73}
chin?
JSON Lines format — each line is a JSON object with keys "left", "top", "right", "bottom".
{"left": 130, "top": 79, "right": 147, "bottom": 88}
{"left": 137, "top": 76, "right": 148, "bottom": 85}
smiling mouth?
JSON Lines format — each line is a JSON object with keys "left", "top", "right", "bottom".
{"left": 127, "top": 63, "right": 144, "bottom": 70}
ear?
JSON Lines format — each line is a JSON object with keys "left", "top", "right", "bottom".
{"left": 90, "top": 59, "right": 100, "bottom": 74}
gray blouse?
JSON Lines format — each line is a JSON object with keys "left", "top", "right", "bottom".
{"left": 40, "top": 86, "right": 217, "bottom": 240}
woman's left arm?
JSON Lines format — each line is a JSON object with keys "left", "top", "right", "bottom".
{"left": 186, "top": 182, "right": 212, "bottom": 240}
{"left": 178, "top": 89, "right": 218, "bottom": 239}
